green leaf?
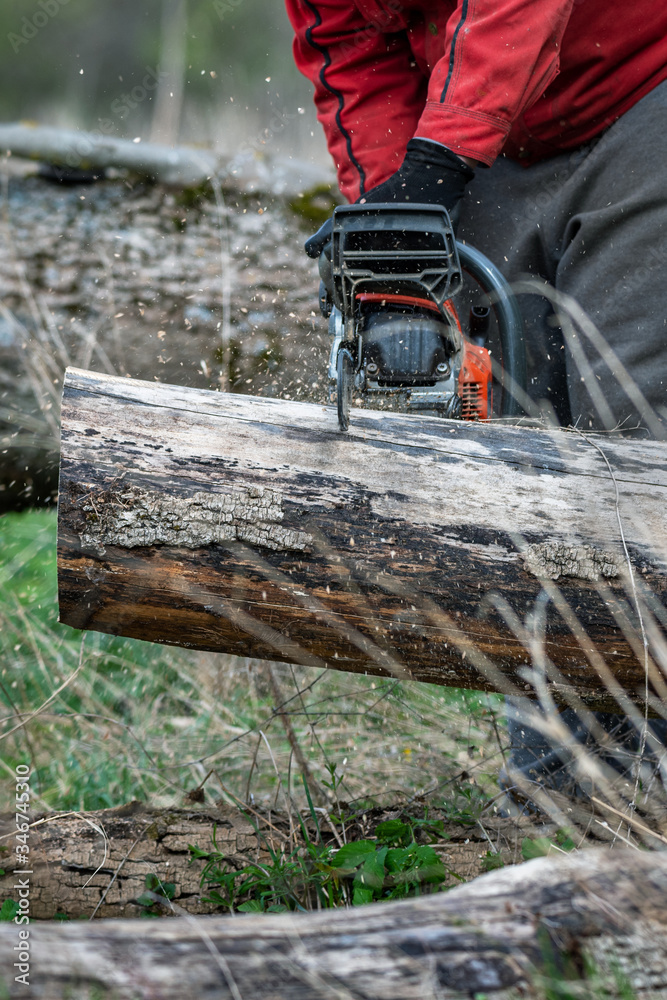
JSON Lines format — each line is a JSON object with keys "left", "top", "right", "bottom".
{"left": 481, "top": 851, "right": 504, "bottom": 872}
{"left": 555, "top": 829, "right": 576, "bottom": 852}
{"left": 135, "top": 892, "right": 159, "bottom": 908}
{"left": 411, "top": 817, "right": 445, "bottom": 843}
{"left": 201, "top": 890, "right": 230, "bottom": 906}
{"left": 521, "top": 837, "right": 554, "bottom": 860}
{"left": 383, "top": 844, "right": 448, "bottom": 892}
{"left": 302, "top": 774, "right": 320, "bottom": 843}
{"left": 331, "top": 840, "right": 376, "bottom": 870}
{"left": 352, "top": 884, "right": 375, "bottom": 906}
{"left": 142, "top": 873, "right": 175, "bottom": 900}
{"left": 411, "top": 847, "right": 448, "bottom": 884}
{"left": 161, "top": 882, "right": 176, "bottom": 900}
{"left": 237, "top": 899, "right": 264, "bottom": 913}
{"left": 0, "top": 899, "right": 19, "bottom": 922}
{"left": 375, "top": 820, "right": 411, "bottom": 847}
{"left": 188, "top": 845, "right": 213, "bottom": 861}
{"left": 385, "top": 847, "right": 411, "bottom": 873}
{"left": 352, "top": 846, "right": 387, "bottom": 902}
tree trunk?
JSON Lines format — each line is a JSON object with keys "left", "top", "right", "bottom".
{"left": 57, "top": 367, "right": 667, "bottom": 712}
{"left": 149, "top": 0, "right": 188, "bottom": 146}
{"left": 1, "top": 849, "right": 666, "bottom": 999}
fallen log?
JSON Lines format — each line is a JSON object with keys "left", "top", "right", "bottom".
{"left": 0, "top": 802, "right": 527, "bottom": 921}
{"left": 1, "top": 849, "right": 666, "bottom": 999}
{"left": 0, "top": 164, "right": 329, "bottom": 509}
{"left": 0, "top": 123, "right": 219, "bottom": 186}
{"left": 57, "top": 367, "right": 667, "bottom": 712}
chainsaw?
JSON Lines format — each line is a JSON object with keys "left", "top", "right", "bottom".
{"left": 315, "top": 203, "right": 526, "bottom": 431}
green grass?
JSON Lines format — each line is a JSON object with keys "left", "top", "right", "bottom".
{"left": 1, "top": 509, "right": 231, "bottom": 810}
{"left": 0, "top": 508, "right": 505, "bottom": 817}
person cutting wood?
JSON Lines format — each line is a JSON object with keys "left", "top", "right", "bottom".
{"left": 286, "top": 0, "right": 667, "bottom": 805}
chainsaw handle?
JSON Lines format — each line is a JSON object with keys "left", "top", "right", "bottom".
{"left": 455, "top": 242, "right": 526, "bottom": 417}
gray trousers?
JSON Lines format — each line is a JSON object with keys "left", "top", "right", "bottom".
{"left": 502, "top": 699, "right": 667, "bottom": 802}
{"left": 457, "top": 79, "right": 667, "bottom": 434}
{"left": 458, "top": 82, "right": 667, "bottom": 794}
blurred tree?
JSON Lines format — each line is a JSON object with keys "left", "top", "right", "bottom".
{"left": 0, "top": 0, "right": 310, "bottom": 146}
{"left": 150, "top": 0, "right": 187, "bottom": 144}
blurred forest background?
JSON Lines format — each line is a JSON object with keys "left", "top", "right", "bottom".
{"left": 0, "top": 0, "right": 329, "bottom": 164}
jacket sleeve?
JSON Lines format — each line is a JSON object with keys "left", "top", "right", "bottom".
{"left": 285, "top": 0, "right": 427, "bottom": 201}
{"left": 286, "top": 0, "right": 576, "bottom": 195}
{"left": 416, "top": 0, "right": 576, "bottom": 166}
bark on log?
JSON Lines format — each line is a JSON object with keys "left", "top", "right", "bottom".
{"left": 1, "top": 849, "right": 666, "bottom": 999}
{"left": 57, "top": 367, "right": 667, "bottom": 712}
{"left": 0, "top": 802, "right": 528, "bottom": 921}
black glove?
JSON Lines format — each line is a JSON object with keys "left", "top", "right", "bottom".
{"left": 359, "top": 138, "right": 474, "bottom": 218}
{"left": 304, "top": 215, "right": 334, "bottom": 302}
{"left": 304, "top": 140, "right": 474, "bottom": 260}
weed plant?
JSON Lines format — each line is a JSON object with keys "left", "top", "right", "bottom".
{"left": 187, "top": 778, "right": 461, "bottom": 914}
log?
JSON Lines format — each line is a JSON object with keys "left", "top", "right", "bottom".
{"left": 0, "top": 164, "right": 330, "bottom": 508}
{"left": 0, "top": 802, "right": 529, "bottom": 921}
{"left": 0, "top": 123, "right": 219, "bottom": 186}
{"left": 1, "top": 849, "right": 666, "bottom": 999}
{"left": 57, "top": 367, "right": 667, "bottom": 712}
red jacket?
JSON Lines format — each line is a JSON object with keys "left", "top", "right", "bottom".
{"left": 286, "top": 0, "right": 667, "bottom": 201}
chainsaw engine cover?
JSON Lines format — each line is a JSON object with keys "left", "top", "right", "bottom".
{"left": 362, "top": 307, "right": 456, "bottom": 386}
{"left": 323, "top": 203, "right": 526, "bottom": 430}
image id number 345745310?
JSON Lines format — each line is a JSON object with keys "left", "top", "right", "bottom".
{"left": 13, "top": 764, "right": 31, "bottom": 987}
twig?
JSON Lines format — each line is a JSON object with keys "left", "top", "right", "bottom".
{"left": 268, "top": 664, "right": 323, "bottom": 803}
{"left": 476, "top": 818, "right": 499, "bottom": 855}
{"left": 592, "top": 819, "right": 638, "bottom": 850}
{"left": 244, "top": 733, "right": 263, "bottom": 805}
{"left": 590, "top": 796, "right": 667, "bottom": 846}
{"left": 212, "top": 773, "right": 289, "bottom": 843}
{"left": 89, "top": 822, "right": 152, "bottom": 920}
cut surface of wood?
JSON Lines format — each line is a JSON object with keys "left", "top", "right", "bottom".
{"left": 1, "top": 849, "right": 666, "bottom": 999}
{"left": 57, "top": 368, "right": 667, "bottom": 711}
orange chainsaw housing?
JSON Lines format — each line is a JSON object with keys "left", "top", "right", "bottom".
{"left": 355, "top": 293, "right": 493, "bottom": 420}
{"left": 459, "top": 341, "right": 492, "bottom": 420}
